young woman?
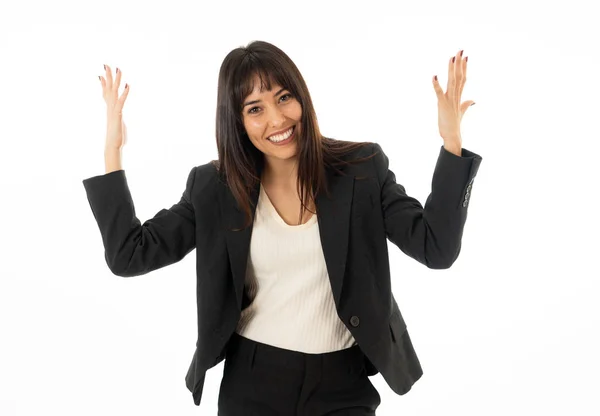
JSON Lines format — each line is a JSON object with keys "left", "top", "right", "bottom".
{"left": 83, "top": 41, "right": 482, "bottom": 415}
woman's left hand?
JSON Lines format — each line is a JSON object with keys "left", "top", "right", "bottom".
{"left": 433, "top": 50, "right": 475, "bottom": 146}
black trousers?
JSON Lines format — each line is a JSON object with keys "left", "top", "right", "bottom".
{"left": 217, "top": 332, "right": 381, "bottom": 415}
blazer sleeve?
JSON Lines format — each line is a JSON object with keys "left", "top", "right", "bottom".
{"left": 372, "top": 143, "right": 482, "bottom": 269}
{"left": 82, "top": 167, "right": 197, "bottom": 277}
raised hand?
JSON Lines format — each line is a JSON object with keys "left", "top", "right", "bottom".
{"left": 432, "top": 50, "right": 475, "bottom": 147}
{"left": 99, "top": 64, "right": 130, "bottom": 150}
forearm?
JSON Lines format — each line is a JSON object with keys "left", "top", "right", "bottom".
{"left": 375, "top": 143, "right": 482, "bottom": 269}
{"left": 105, "top": 147, "right": 123, "bottom": 174}
{"left": 81, "top": 166, "right": 198, "bottom": 277}
{"left": 418, "top": 146, "right": 482, "bottom": 267}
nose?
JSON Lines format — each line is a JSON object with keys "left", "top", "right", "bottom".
{"left": 266, "top": 104, "right": 286, "bottom": 128}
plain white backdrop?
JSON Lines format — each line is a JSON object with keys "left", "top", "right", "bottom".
{"left": 1, "top": 0, "right": 599, "bottom": 414}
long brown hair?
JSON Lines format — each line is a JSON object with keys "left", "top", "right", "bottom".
{"left": 212, "top": 40, "right": 378, "bottom": 230}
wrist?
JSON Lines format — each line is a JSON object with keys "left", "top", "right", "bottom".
{"left": 443, "top": 140, "right": 462, "bottom": 157}
{"left": 104, "top": 147, "right": 123, "bottom": 173}
{"left": 104, "top": 146, "right": 122, "bottom": 154}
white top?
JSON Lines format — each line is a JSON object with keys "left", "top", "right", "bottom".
{"left": 235, "top": 183, "right": 357, "bottom": 353}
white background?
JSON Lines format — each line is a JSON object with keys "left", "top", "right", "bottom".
{"left": 1, "top": 0, "right": 599, "bottom": 414}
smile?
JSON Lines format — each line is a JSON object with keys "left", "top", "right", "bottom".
{"left": 267, "top": 125, "right": 296, "bottom": 145}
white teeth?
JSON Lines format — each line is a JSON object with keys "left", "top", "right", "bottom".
{"left": 268, "top": 126, "right": 294, "bottom": 142}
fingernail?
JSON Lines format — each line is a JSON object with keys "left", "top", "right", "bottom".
{"left": 116, "top": 68, "right": 119, "bottom": 73}
{"left": 103, "top": 64, "right": 106, "bottom": 70}
{"left": 470, "top": 102, "right": 476, "bottom": 106}
{"left": 434, "top": 75, "right": 438, "bottom": 81}
{"left": 460, "top": 50, "right": 464, "bottom": 57}
{"left": 465, "top": 56, "right": 468, "bottom": 62}
{"left": 98, "top": 75, "right": 101, "bottom": 81}
{"left": 125, "top": 83, "right": 128, "bottom": 89}
{"left": 452, "top": 56, "right": 455, "bottom": 63}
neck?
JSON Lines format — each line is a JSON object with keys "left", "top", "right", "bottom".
{"left": 261, "top": 156, "right": 298, "bottom": 189}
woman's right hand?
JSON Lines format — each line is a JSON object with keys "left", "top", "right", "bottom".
{"left": 100, "top": 64, "right": 130, "bottom": 150}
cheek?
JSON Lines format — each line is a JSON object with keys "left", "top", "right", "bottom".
{"left": 247, "top": 119, "right": 264, "bottom": 131}
{"left": 291, "top": 103, "right": 302, "bottom": 119}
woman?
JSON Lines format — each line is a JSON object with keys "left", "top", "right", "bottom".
{"left": 83, "top": 40, "right": 482, "bottom": 415}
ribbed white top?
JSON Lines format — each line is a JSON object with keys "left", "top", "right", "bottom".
{"left": 235, "top": 183, "right": 357, "bottom": 353}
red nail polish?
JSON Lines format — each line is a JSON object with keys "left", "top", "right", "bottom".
{"left": 460, "top": 50, "right": 464, "bottom": 57}
{"left": 465, "top": 56, "right": 468, "bottom": 62}
{"left": 452, "top": 56, "right": 455, "bottom": 63}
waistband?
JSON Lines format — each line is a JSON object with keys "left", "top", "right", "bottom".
{"left": 227, "top": 331, "right": 366, "bottom": 374}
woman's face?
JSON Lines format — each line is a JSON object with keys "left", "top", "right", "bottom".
{"left": 241, "top": 76, "right": 302, "bottom": 162}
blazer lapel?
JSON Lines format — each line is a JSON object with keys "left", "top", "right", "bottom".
{"left": 217, "top": 168, "right": 355, "bottom": 310}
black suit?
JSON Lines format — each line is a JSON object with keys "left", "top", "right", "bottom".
{"left": 82, "top": 140, "right": 482, "bottom": 406}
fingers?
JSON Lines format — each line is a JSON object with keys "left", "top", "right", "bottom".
{"left": 432, "top": 75, "right": 444, "bottom": 100}
{"left": 99, "top": 74, "right": 105, "bottom": 90}
{"left": 435, "top": 50, "right": 470, "bottom": 108}
{"left": 455, "top": 50, "right": 464, "bottom": 80}
{"left": 105, "top": 64, "right": 113, "bottom": 90}
{"left": 99, "top": 64, "right": 119, "bottom": 96}
{"left": 113, "top": 67, "right": 121, "bottom": 91}
{"left": 456, "top": 51, "right": 466, "bottom": 101}
{"left": 446, "top": 50, "right": 467, "bottom": 105}
{"left": 99, "top": 65, "right": 130, "bottom": 110}
{"left": 112, "top": 82, "right": 129, "bottom": 116}
{"left": 446, "top": 55, "right": 455, "bottom": 98}
{"left": 118, "top": 83, "right": 130, "bottom": 108}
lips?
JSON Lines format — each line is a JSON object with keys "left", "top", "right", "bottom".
{"left": 267, "top": 125, "right": 295, "bottom": 140}
{"left": 267, "top": 125, "right": 296, "bottom": 146}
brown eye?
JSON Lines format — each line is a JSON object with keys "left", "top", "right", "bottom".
{"left": 247, "top": 93, "right": 293, "bottom": 115}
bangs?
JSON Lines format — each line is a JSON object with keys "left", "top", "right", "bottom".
{"left": 234, "top": 53, "right": 295, "bottom": 114}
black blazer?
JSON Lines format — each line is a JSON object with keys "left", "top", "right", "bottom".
{"left": 82, "top": 140, "right": 482, "bottom": 406}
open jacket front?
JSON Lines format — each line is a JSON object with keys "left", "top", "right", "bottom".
{"left": 82, "top": 140, "right": 483, "bottom": 406}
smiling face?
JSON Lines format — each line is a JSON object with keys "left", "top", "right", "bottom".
{"left": 241, "top": 75, "right": 302, "bottom": 166}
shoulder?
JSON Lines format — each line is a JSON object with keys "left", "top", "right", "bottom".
{"left": 326, "top": 138, "right": 382, "bottom": 178}
{"left": 184, "top": 160, "right": 220, "bottom": 197}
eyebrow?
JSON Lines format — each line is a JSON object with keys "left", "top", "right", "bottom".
{"left": 243, "top": 87, "right": 287, "bottom": 108}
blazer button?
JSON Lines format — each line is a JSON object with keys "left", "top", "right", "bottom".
{"left": 350, "top": 316, "right": 360, "bottom": 327}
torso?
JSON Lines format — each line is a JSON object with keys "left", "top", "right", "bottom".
{"left": 261, "top": 183, "right": 316, "bottom": 226}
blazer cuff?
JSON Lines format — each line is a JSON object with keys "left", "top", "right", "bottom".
{"left": 82, "top": 170, "right": 133, "bottom": 218}
{"left": 432, "top": 146, "right": 483, "bottom": 209}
